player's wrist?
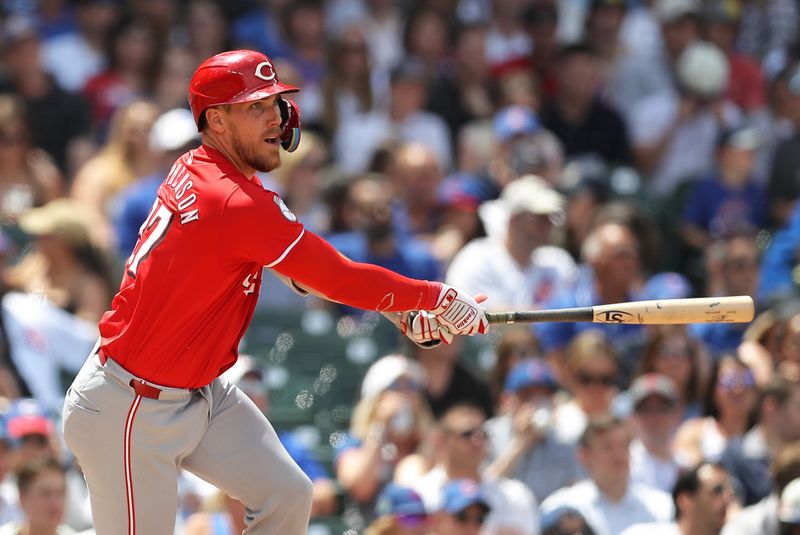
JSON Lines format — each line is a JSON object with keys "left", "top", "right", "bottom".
{"left": 422, "top": 281, "right": 443, "bottom": 310}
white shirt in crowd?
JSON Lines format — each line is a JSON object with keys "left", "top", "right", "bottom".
{"left": 41, "top": 33, "right": 105, "bottom": 92}
{"left": 446, "top": 238, "right": 576, "bottom": 311}
{"left": 541, "top": 479, "right": 674, "bottom": 535}
{"left": 629, "top": 439, "right": 680, "bottom": 494}
{"left": 413, "top": 465, "right": 540, "bottom": 535}
{"left": 334, "top": 110, "right": 453, "bottom": 175}
{"left": 629, "top": 91, "right": 740, "bottom": 194}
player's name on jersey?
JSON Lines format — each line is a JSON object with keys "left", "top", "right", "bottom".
{"left": 165, "top": 161, "right": 200, "bottom": 224}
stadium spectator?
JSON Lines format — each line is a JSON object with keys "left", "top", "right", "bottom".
{"left": 489, "top": 327, "right": 541, "bottom": 409}
{"left": 540, "top": 44, "right": 634, "bottom": 168}
{"left": 485, "top": 359, "right": 583, "bottom": 501}
{"left": 182, "top": 0, "right": 231, "bottom": 68}
{"left": 447, "top": 176, "right": 575, "bottom": 311}
{"left": 735, "top": 0, "right": 798, "bottom": 62}
{"left": 721, "top": 442, "right": 800, "bottom": 535}
{"left": 432, "top": 479, "right": 491, "bottom": 535}
{"left": 540, "top": 414, "right": 674, "bottom": 535}
{"left": 553, "top": 331, "right": 620, "bottom": 444}
{"left": 335, "top": 355, "right": 435, "bottom": 527}
{"left": 540, "top": 505, "right": 597, "bottom": 535}
{"left": 767, "top": 64, "right": 800, "bottom": 227}
{"left": 673, "top": 355, "right": 758, "bottom": 467}
{"left": 0, "top": 95, "right": 63, "bottom": 220}
{"left": 334, "top": 61, "right": 452, "bottom": 175}
{"left": 0, "top": 456, "right": 74, "bottom": 535}
{"left": 484, "top": 0, "right": 532, "bottom": 70}
{"left": 719, "top": 373, "right": 800, "bottom": 505}
{"left": 634, "top": 328, "right": 710, "bottom": 421}
{"left": 412, "top": 401, "right": 540, "bottom": 535}
{"left": 621, "top": 462, "right": 734, "bottom": 535}
{"left": 363, "top": 483, "right": 429, "bottom": 535}
{"left": 626, "top": 373, "right": 683, "bottom": 493}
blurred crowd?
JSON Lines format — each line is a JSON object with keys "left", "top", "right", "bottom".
{"left": 0, "top": 0, "right": 799, "bottom": 533}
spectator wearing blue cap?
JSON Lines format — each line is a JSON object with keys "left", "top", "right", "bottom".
{"left": 541, "top": 504, "right": 596, "bottom": 535}
{"left": 434, "top": 479, "right": 491, "bottom": 535}
{"left": 364, "top": 483, "right": 429, "bottom": 535}
{"left": 485, "top": 359, "right": 583, "bottom": 502}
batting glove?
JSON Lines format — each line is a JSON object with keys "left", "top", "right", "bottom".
{"left": 278, "top": 97, "right": 301, "bottom": 152}
{"left": 407, "top": 310, "right": 455, "bottom": 347}
{"left": 429, "top": 284, "right": 489, "bottom": 336}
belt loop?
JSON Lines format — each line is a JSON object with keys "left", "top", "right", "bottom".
{"left": 129, "top": 379, "right": 161, "bottom": 400}
{"left": 97, "top": 347, "right": 108, "bottom": 366}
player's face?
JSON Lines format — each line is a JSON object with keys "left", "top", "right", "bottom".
{"left": 226, "top": 95, "right": 283, "bottom": 173}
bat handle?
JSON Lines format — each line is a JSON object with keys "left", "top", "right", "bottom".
{"left": 486, "top": 312, "right": 515, "bottom": 324}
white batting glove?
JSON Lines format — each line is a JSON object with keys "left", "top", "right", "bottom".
{"left": 429, "top": 284, "right": 489, "bottom": 336}
{"left": 407, "top": 310, "right": 454, "bottom": 346}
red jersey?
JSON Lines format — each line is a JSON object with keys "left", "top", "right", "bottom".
{"left": 99, "top": 146, "right": 306, "bottom": 388}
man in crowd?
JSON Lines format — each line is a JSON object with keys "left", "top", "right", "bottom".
{"left": 541, "top": 414, "right": 674, "bottom": 535}
{"left": 433, "top": 479, "right": 492, "bottom": 535}
{"left": 621, "top": 462, "right": 734, "bottom": 535}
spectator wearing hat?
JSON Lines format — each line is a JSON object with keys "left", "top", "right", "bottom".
{"left": 540, "top": 414, "right": 674, "bottom": 535}
{"left": 334, "top": 59, "right": 452, "bottom": 175}
{"left": 412, "top": 401, "right": 539, "bottom": 535}
{"left": 485, "top": 359, "right": 583, "bottom": 501}
{"left": 433, "top": 479, "right": 491, "bottom": 535}
{"left": 721, "top": 442, "right": 800, "bottom": 535}
{"left": 626, "top": 373, "right": 683, "bottom": 493}
{"left": 680, "top": 125, "right": 767, "bottom": 253}
{"left": 719, "top": 373, "right": 800, "bottom": 506}
{"left": 622, "top": 462, "right": 735, "bottom": 535}
{"left": 629, "top": 40, "right": 741, "bottom": 194}
{"left": 539, "top": 43, "right": 633, "bottom": 169}
{"left": 541, "top": 505, "right": 596, "bottom": 535}
{"left": 364, "top": 483, "right": 429, "bottom": 535}
{"left": 429, "top": 174, "right": 488, "bottom": 269}
{"left": 335, "top": 355, "right": 435, "bottom": 527}
{"left": 111, "top": 107, "right": 201, "bottom": 258}
{"left": 446, "top": 175, "right": 576, "bottom": 311}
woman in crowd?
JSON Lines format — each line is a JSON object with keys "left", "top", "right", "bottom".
{"left": 673, "top": 354, "right": 758, "bottom": 467}
{"left": 635, "top": 327, "right": 710, "bottom": 421}
{"left": 336, "top": 355, "right": 436, "bottom": 528}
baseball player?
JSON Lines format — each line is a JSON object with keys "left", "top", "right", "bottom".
{"left": 61, "top": 50, "right": 488, "bottom": 535}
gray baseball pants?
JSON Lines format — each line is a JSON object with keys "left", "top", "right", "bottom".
{"left": 62, "top": 350, "right": 313, "bottom": 535}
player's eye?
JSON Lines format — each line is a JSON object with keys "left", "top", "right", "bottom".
{"left": 250, "top": 102, "right": 262, "bottom": 111}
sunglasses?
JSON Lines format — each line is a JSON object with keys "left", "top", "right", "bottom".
{"left": 448, "top": 427, "right": 487, "bottom": 441}
{"left": 396, "top": 514, "right": 428, "bottom": 528}
{"left": 717, "top": 370, "right": 755, "bottom": 390}
{"left": 576, "top": 372, "right": 615, "bottom": 387}
{"left": 454, "top": 510, "right": 488, "bottom": 526}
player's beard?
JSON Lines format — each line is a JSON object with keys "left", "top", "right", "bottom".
{"left": 232, "top": 126, "right": 281, "bottom": 173}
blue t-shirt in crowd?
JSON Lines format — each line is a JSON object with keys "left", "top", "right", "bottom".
{"left": 682, "top": 176, "right": 767, "bottom": 237}
{"left": 111, "top": 173, "right": 162, "bottom": 257}
{"left": 688, "top": 321, "right": 748, "bottom": 359}
{"left": 278, "top": 430, "right": 329, "bottom": 482}
{"left": 231, "top": 10, "right": 291, "bottom": 60}
{"left": 759, "top": 202, "right": 800, "bottom": 303}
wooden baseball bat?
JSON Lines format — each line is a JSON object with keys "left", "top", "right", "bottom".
{"left": 486, "top": 296, "right": 754, "bottom": 325}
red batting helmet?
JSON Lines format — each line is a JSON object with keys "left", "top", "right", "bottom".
{"left": 188, "top": 50, "right": 299, "bottom": 130}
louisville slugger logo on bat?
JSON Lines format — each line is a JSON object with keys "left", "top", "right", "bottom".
{"left": 594, "top": 310, "right": 636, "bottom": 323}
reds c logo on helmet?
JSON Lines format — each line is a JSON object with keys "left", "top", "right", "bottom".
{"left": 188, "top": 50, "right": 299, "bottom": 130}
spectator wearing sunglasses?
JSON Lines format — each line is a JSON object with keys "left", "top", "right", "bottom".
{"left": 413, "top": 401, "right": 539, "bottom": 535}
{"left": 485, "top": 359, "right": 583, "bottom": 501}
{"left": 621, "top": 462, "right": 734, "bottom": 535}
{"left": 719, "top": 373, "right": 800, "bottom": 505}
{"left": 674, "top": 355, "right": 758, "bottom": 468}
{"left": 540, "top": 414, "right": 673, "bottom": 535}
{"left": 433, "top": 479, "right": 491, "bottom": 535}
{"left": 553, "top": 331, "right": 620, "bottom": 444}
{"left": 365, "top": 483, "right": 430, "bottom": 535}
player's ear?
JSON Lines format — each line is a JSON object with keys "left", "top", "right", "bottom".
{"left": 205, "top": 107, "right": 227, "bottom": 134}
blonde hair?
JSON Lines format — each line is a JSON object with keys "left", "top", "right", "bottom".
{"left": 350, "top": 392, "right": 435, "bottom": 444}
{"left": 565, "top": 330, "right": 618, "bottom": 375}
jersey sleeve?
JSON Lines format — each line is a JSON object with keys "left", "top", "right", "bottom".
{"left": 221, "top": 187, "right": 305, "bottom": 266}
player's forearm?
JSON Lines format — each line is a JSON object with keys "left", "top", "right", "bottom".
{"left": 274, "top": 231, "right": 442, "bottom": 312}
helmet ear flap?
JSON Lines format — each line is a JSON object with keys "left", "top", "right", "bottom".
{"left": 277, "top": 97, "right": 291, "bottom": 128}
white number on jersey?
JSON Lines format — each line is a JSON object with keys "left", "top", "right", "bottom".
{"left": 126, "top": 200, "right": 173, "bottom": 278}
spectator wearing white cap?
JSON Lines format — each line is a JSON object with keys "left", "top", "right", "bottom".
{"left": 629, "top": 40, "right": 741, "bottom": 194}
{"left": 335, "top": 354, "right": 435, "bottom": 528}
{"left": 110, "top": 107, "right": 201, "bottom": 258}
{"left": 485, "top": 359, "right": 583, "bottom": 501}
{"left": 446, "top": 175, "right": 576, "bottom": 312}
{"left": 626, "top": 373, "right": 683, "bottom": 493}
